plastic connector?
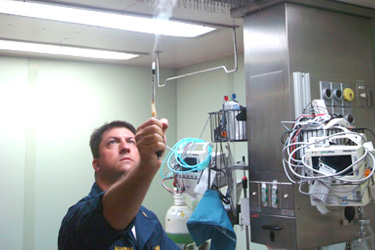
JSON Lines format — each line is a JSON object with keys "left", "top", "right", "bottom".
{"left": 364, "top": 141, "right": 374, "bottom": 151}
{"left": 242, "top": 176, "right": 248, "bottom": 190}
{"left": 261, "top": 183, "right": 268, "bottom": 207}
{"left": 271, "top": 181, "right": 278, "bottom": 209}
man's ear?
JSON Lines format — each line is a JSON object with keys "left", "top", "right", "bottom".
{"left": 92, "top": 158, "right": 100, "bottom": 172}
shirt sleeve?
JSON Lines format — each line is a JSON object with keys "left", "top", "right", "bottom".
{"left": 160, "top": 228, "right": 181, "bottom": 250}
{"left": 58, "top": 191, "right": 133, "bottom": 250}
{"left": 141, "top": 208, "right": 180, "bottom": 250}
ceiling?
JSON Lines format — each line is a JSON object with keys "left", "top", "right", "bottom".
{"left": 0, "top": 0, "right": 374, "bottom": 69}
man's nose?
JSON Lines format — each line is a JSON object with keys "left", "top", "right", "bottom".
{"left": 119, "top": 140, "right": 131, "bottom": 154}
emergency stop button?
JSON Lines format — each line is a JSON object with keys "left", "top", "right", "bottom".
{"left": 343, "top": 88, "right": 354, "bottom": 102}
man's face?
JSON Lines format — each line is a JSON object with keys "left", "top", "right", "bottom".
{"left": 93, "top": 127, "right": 140, "bottom": 182}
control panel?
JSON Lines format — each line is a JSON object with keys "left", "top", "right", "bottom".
{"left": 320, "top": 80, "right": 374, "bottom": 124}
{"left": 320, "top": 81, "right": 354, "bottom": 123}
{"left": 250, "top": 181, "right": 294, "bottom": 217}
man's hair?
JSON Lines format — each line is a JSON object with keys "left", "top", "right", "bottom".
{"left": 89, "top": 120, "right": 136, "bottom": 159}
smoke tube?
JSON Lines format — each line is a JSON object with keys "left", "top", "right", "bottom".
{"left": 151, "top": 61, "right": 157, "bottom": 117}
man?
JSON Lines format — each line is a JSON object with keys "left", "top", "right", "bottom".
{"left": 58, "top": 118, "right": 179, "bottom": 250}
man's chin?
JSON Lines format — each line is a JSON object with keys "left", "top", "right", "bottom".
{"left": 117, "top": 165, "right": 133, "bottom": 176}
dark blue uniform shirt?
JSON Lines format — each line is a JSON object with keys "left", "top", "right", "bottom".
{"left": 58, "top": 183, "right": 179, "bottom": 250}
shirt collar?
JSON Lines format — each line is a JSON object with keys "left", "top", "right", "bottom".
{"left": 90, "top": 182, "right": 103, "bottom": 197}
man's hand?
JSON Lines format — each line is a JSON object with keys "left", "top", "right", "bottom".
{"left": 135, "top": 117, "right": 168, "bottom": 172}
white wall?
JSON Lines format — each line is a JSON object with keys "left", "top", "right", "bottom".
{"left": 0, "top": 57, "right": 177, "bottom": 250}
{"left": 0, "top": 57, "right": 28, "bottom": 250}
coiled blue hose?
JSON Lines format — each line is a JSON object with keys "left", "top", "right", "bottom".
{"left": 161, "top": 138, "right": 212, "bottom": 178}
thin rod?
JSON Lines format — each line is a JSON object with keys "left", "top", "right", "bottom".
{"left": 159, "top": 27, "right": 238, "bottom": 87}
{"left": 152, "top": 64, "right": 156, "bottom": 103}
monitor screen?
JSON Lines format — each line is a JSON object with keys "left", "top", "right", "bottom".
{"left": 180, "top": 156, "right": 199, "bottom": 172}
{"left": 312, "top": 155, "right": 353, "bottom": 175}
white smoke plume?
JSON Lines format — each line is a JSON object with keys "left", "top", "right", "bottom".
{"left": 152, "top": 0, "right": 178, "bottom": 55}
{"left": 152, "top": 0, "right": 178, "bottom": 20}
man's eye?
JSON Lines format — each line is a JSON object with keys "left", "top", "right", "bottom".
{"left": 128, "top": 140, "right": 136, "bottom": 145}
{"left": 108, "top": 140, "right": 117, "bottom": 145}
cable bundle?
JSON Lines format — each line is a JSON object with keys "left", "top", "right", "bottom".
{"left": 160, "top": 138, "right": 212, "bottom": 178}
{"left": 281, "top": 101, "right": 375, "bottom": 203}
{"left": 159, "top": 138, "right": 213, "bottom": 194}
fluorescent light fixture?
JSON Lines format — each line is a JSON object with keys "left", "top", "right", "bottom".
{"left": 0, "top": 40, "right": 139, "bottom": 60}
{"left": 0, "top": 0, "right": 216, "bottom": 37}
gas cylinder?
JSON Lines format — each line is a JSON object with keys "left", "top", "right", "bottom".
{"left": 165, "top": 191, "right": 194, "bottom": 245}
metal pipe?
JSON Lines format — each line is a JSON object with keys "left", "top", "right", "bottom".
{"left": 243, "top": 167, "right": 251, "bottom": 250}
{"left": 158, "top": 27, "right": 238, "bottom": 87}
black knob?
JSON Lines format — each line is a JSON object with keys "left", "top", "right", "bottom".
{"left": 334, "top": 89, "right": 342, "bottom": 100}
{"left": 324, "top": 88, "right": 332, "bottom": 99}
{"left": 345, "top": 207, "right": 356, "bottom": 223}
{"left": 345, "top": 114, "right": 354, "bottom": 124}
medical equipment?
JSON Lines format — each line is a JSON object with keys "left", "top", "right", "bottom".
{"left": 161, "top": 138, "right": 213, "bottom": 178}
{"left": 241, "top": 1, "right": 375, "bottom": 248}
{"left": 281, "top": 100, "right": 375, "bottom": 207}
{"left": 158, "top": 93, "right": 247, "bottom": 248}
{"left": 209, "top": 95, "right": 247, "bottom": 143}
{"left": 160, "top": 138, "right": 228, "bottom": 196}
{"left": 305, "top": 138, "right": 372, "bottom": 207}
{"left": 160, "top": 137, "right": 241, "bottom": 249}
{"left": 161, "top": 138, "right": 215, "bottom": 198}
{"left": 160, "top": 122, "right": 245, "bottom": 221}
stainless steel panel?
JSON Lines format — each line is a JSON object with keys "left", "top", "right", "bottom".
{"left": 243, "top": 4, "right": 289, "bottom": 77}
{"left": 250, "top": 182, "right": 260, "bottom": 207}
{"left": 231, "top": 0, "right": 375, "bottom": 19}
{"left": 247, "top": 70, "right": 290, "bottom": 182}
{"left": 243, "top": 3, "right": 291, "bottom": 183}
{"left": 368, "top": 89, "right": 374, "bottom": 107}
{"left": 244, "top": 2, "right": 375, "bottom": 249}
{"left": 287, "top": 3, "right": 375, "bottom": 132}
{"left": 280, "top": 183, "right": 294, "bottom": 210}
{"left": 250, "top": 213, "right": 297, "bottom": 249}
{"left": 294, "top": 188, "right": 355, "bottom": 248}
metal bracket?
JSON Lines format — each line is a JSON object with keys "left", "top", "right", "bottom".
{"left": 156, "top": 27, "right": 238, "bottom": 87}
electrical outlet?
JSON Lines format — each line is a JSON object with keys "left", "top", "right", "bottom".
{"left": 356, "top": 81, "right": 367, "bottom": 108}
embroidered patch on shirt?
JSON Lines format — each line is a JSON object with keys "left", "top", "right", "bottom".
{"left": 114, "top": 246, "right": 133, "bottom": 250}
